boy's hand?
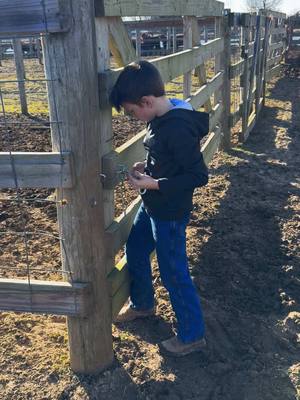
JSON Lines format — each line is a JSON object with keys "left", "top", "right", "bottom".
{"left": 130, "top": 161, "right": 145, "bottom": 175}
{"left": 128, "top": 171, "right": 159, "bottom": 191}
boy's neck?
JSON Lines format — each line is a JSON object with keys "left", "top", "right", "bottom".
{"left": 154, "top": 96, "right": 172, "bottom": 118}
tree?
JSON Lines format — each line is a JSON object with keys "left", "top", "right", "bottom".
{"left": 246, "top": 0, "right": 283, "bottom": 12}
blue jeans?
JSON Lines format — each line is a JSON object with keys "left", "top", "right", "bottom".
{"left": 126, "top": 204, "right": 205, "bottom": 343}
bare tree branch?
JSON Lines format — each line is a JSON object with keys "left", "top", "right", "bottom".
{"left": 246, "top": 0, "right": 283, "bottom": 12}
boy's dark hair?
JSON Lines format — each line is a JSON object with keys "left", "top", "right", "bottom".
{"left": 109, "top": 60, "right": 165, "bottom": 111}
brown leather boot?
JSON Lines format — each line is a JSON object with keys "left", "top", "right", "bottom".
{"left": 160, "top": 335, "right": 207, "bottom": 357}
{"left": 114, "top": 304, "right": 155, "bottom": 323}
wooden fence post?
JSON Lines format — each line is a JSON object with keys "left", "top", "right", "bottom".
{"left": 241, "top": 14, "right": 251, "bottom": 141}
{"left": 183, "top": 16, "right": 192, "bottom": 98}
{"left": 12, "top": 39, "right": 28, "bottom": 115}
{"left": 172, "top": 27, "right": 177, "bottom": 53}
{"left": 43, "top": 1, "right": 114, "bottom": 374}
{"left": 220, "top": 14, "right": 231, "bottom": 150}
{"left": 191, "top": 17, "right": 212, "bottom": 113}
{"left": 215, "top": 15, "right": 231, "bottom": 150}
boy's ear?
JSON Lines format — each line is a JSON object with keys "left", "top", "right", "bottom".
{"left": 140, "top": 96, "right": 154, "bottom": 108}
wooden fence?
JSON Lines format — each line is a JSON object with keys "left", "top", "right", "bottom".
{"left": 0, "top": 0, "right": 287, "bottom": 374}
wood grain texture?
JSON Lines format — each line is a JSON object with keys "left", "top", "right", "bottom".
{"left": 0, "top": 278, "right": 90, "bottom": 316}
{"left": 96, "top": 0, "right": 224, "bottom": 17}
{"left": 0, "top": 152, "right": 73, "bottom": 188}
{"left": 266, "top": 63, "right": 282, "bottom": 81}
{"left": 12, "top": 39, "right": 27, "bottom": 114}
{"left": 183, "top": 16, "right": 193, "bottom": 99}
{"left": 191, "top": 17, "right": 212, "bottom": 112}
{"left": 43, "top": 2, "right": 113, "bottom": 373}
{"left": 189, "top": 71, "right": 224, "bottom": 110}
{"left": 105, "top": 197, "right": 141, "bottom": 255}
{"left": 0, "top": 0, "right": 70, "bottom": 37}
{"left": 202, "top": 127, "right": 221, "bottom": 165}
{"left": 108, "top": 17, "right": 136, "bottom": 66}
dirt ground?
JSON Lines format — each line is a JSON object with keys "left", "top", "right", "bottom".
{"left": 0, "top": 64, "right": 299, "bottom": 399}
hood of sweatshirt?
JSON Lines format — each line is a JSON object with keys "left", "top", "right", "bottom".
{"left": 148, "top": 98, "right": 209, "bottom": 140}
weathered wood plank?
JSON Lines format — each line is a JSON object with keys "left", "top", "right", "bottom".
{"left": 112, "top": 279, "right": 130, "bottom": 320}
{"left": 218, "top": 14, "right": 231, "bottom": 151}
{"left": 108, "top": 256, "right": 130, "bottom": 297}
{"left": 259, "top": 9, "right": 286, "bottom": 20}
{"left": 95, "top": 0, "right": 224, "bottom": 17}
{"left": 266, "top": 53, "right": 281, "bottom": 69}
{"left": 102, "top": 129, "right": 146, "bottom": 189}
{"left": 12, "top": 39, "right": 28, "bottom": 114}
{"left": 229, "top": 59, "right": 244, "bottom": 79}
{"left": 188, "top": 71, "right": 224, "bottom": 110}
{"left": 0, "top": 151, "right": 73, "bottom": 189}
{"left": 105, "top": 196, "right": 141, "bottom": 256}
{"left": 191, "top": 16, "right": 212, "bottom": 112}
{"left": 183, "top": 16, "right": 193, "bottom": 99}
{"left": 269, "top": 42, "right": 284, "bottom": 52}
{"left": 209, "top": 103, "right": 223, "bottom": 132}
{"left": 266, "top": 63, "right": 282, "bottom": 81}
{"left": 0, "top": 278, "right": 90, "bottom": 316}
{"left": 108, "top": 251, "right": 155, "bottom": 299}
{"left": 202, "top": 127, "right": 221, "bottom": 165}
{"left": 270, "top": 27, "right": 286, "bottom": 36}
{"left": 43, "top": 2, "right": 114, "bottom": 373}
{"left": 0, "top": 0, "right": 70, "bottom": 37}
{"left": 229, "top": 106, "right": 242, "bottom": 128}
{"left": 240, "top": 20, "right": 251, "bottom": 142}
{"left": 240, "top": 110, "right": 256, "bottom": 142}
{"left": 245, "top": 15, "right": 261, "bottom": 127}
{"left": 108, "top": 17, "right": 136, "bottom": 66}
{"left": 99, "top": 38, "right": 224, "bottom": 106}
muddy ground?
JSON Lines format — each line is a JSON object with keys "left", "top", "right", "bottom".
{"left": 0, "top": 65, "right": 299, "bottom": 399}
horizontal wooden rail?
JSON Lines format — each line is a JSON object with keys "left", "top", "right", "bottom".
{"left": 109, "top": 251, "right": 155, "bottom": 317}
{"left": 108, "top": 256, "right": 130, "bottom": 296}
{"left": 105, "top": 197, "right": 141, "bottom": 256}
{"left": 230, "top": 48, "right": 266, "bottom": 80}
{"left": 0, "top": 278, "right": 90, "bottom": 316}
{"left": 99, "top": 38, "right": 224, "bottom": 106}
{"left": 112, "top": 278, "right": 130, "bottom": 320}
{"left": 95, "top": 0, "right": 224, "bottom": 17}
{"left": 270, "top": 27, "right": 286, "bottom": 36}
{"left": 240, "top": 111, "right": 255, "bottom": 142}
{"left": 269, "top": 42, "right": 284, "bottom": 52}
{"left": 0, "top": 152, "right": 73, "bottom": 189}
{"left": 260, "top": 9, "right": 286, "bottom": 19}
{"left": 202, "top": 127, "right": 221, "bottom": 166}
{"left": 266, "top": 54, "right": 282, "bottom": 69}
{"left": 230, "top": 59, "right": 244, "bottom": 79}
{"left": 266, "top": 63, "right": 282, "bottom": 81}
{"left": 209, "top": 103, "right": 223, "bottom": 132}
{"left": 0, "top": 0, "right": 70, "bottom": 37}
{"left": 189, "top": 72, "right": 223, "bottom": 110}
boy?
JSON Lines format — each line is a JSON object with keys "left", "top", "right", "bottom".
{"left": 110, "top": 60, "right": 209, "bottom": 357}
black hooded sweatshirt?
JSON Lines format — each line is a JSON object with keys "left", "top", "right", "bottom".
{"left": 142, "top": 103, "right": 209, "bottom": 220}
